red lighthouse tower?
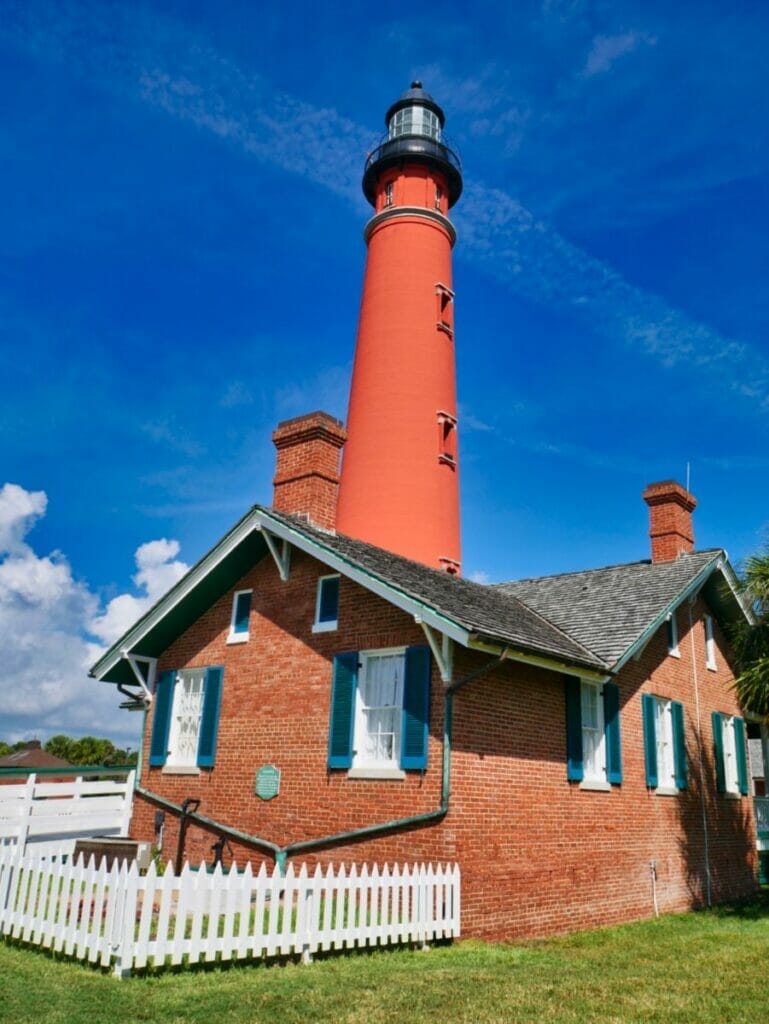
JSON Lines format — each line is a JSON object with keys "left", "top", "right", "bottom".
{"left": 336, "top": 83, "right": 464, "bottom": 574}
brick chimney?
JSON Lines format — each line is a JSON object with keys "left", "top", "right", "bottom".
{"left": 272, "top": 412, "right": 347, "bottom": 530}
{"left": 642, "top": 480, "right": 697, "bottom": 562}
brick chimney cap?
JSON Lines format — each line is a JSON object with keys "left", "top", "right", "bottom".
{"left": 642, "top": 479, "right": 697, "bottom": 511}
{"left": 272, "top": 411, "right": 347, "bottom": 446}
{"left": 274, "top": 411, "right": 344, "bottom": 432}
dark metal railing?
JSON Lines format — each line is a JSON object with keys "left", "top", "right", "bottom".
{"left": 364, "top": 132, "right": 462, "bottom": 174}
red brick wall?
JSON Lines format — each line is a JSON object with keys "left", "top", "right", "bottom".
{"left": 131, "top": 550, "right": 756, "bottom": 939}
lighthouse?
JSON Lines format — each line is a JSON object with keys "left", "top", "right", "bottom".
{"left": 335, "top": 83, "right": 464, "bottom": 574}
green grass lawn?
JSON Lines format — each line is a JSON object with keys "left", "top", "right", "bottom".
{"left": 3, "top": 898, "right": 769, "bottom": 1024}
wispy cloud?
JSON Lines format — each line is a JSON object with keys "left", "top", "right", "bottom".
{"left": 582, "top": 31, "right": 656, "bottom": 77}
{"left": 5, "top": 2, "right": 769, "bottom": 414}
{"left": 141, "top": 418, "right": 206, "bottom": 458}
{"left": 275, "top": 365, "right": 351, "bottom": 420}
{"left": 219, "top": 380, "right": 253, "bottom": 409}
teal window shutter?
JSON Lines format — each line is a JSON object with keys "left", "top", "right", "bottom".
{"left": 734, "top": 717, "right": 749, "bottom": 795}
{"left": 603, "top": 682, "right": 622, "bottom": 785}
{"left": 642, "top": 693, "right": 658, "bottom": 788}
{"left": 400, "top": 646, "right": 431, "bottom": 771}
{"left": 671, "top": 700, "right": 688, "bottom": 789}
{"left": 149, "top": 670, "right": 175, "bottom": 767}
{"left": 197, "top": 666, "right": 224, "bottom": 768}
{"left": 565, "top": 676, "right": 583, "bottom": 781}
{"left": 328, "top": 652, "right": 358, "bottom": 769}
{"left": 712, "top": 712, "right": 726, "bottom": 793}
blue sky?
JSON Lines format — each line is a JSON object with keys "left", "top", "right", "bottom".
{"left": 1, "top": 0, "right": 768, "bottom": 745}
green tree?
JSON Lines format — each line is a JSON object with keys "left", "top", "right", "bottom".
{"left": 733, "top": 547, "right": 769, "bottom": 716}
{"left": 44, "top": 735, "right": 74, "bottom": 762}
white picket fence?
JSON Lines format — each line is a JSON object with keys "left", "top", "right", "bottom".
{"left": 0, "top": 772, "right": 135, "bottom": 855}
{"left": 0, "top": 844, "right": 460, "bottom": 976}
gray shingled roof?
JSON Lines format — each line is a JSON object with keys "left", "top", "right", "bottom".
{"left": 265, "top": 509, "right": 609, "bottom": 672}
{"left": 494, "top": 550, "right": 723, "bottom": 667}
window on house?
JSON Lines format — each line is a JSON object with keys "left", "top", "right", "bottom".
{"left": 149, "top": 666, "right": 224, "bottom": 771}
{"left": 580, "top": 682, "right": 605, "bottom": 782}
{"left": 712, "top": 712, "right": 748, "bottom": 796}
{"left": 167, "top": 669, "right": 206, "bottom": 768}
{"left": 227, "top": 589, "right": 252, "bottom": 644}
{"left": 313, "top": 574, "right": 340, "bottom": 633}
{"left": 641, "top": 694, "right": 687, "bottom": 792}
{"left": 704, "top": 615, "right": 717, "bottom": 671}
{"left": 327, "top": 646, "right": 431, "bottom": 774}
{"left": 666, "top": 612, "right": 680, "bottom": 657}
{"left": 354, "top": 650, "right": 404, "bottom": 768}
{"left": 565, "top": 677, "right": 622, "bottom": 787}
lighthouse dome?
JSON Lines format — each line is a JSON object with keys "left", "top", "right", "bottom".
{"left": 362, "top": 82, "right": 462, "bottom": 208}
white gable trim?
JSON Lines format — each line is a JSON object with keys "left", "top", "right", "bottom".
{"left": 612, "top": 553, "right": 753, "bottom": 674}
{"left": 92, "top": 505, "right": 610, "bottom": 687}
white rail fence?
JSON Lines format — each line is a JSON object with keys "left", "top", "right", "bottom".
{"left": 0, "top": 772, "right": 135, "bottom": 855}
{"left": 0, "top": 845, "right": 460, "bottom": 976}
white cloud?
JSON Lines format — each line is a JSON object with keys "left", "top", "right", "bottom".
{"left": 90, "top": 538, "right": 189, "bottom": 645}
{"left": 469, "top": 570, "right": 491, "bottom": 584}
{"left": 0, "top": 483, "right": 188, "bottom": 745}
{"left": 0, "top": 482, "right": 47, "bottom": 553}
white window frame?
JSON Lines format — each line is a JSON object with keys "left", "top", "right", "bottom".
{"left": 580, "top": 680, "right": 607, "bottom": 786}
{"left": 351, "top": 647, "right": 406, "bottom": 776}
{"left": 165, "top": 668, "right": 207, "bottom": 771}
{"left": 227, "top": 589, "right": 252, "bottom": 645}
{"left": 666, "top": 612, "right": 680, "bottom": 658}
{"left": 652, "top": 696, "right": 677, "bottom": 791}
{"left": 704, "top": 615, "right": 717, "bottom": 671}
{"left": 722, "top": 714, "right": 740, "bottom": 795}
{"left": 312, "top": 574, "right": 340, "bottom": 633}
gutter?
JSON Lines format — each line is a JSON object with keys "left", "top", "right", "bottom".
{"left": 134, "top": 653, "right": 506, "bottom": 872}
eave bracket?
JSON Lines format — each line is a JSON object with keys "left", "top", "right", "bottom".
{"left": 415, "top": 619, "right": 454, "bottom": 683}
{"left": 258, "top": 525, "right": 291, "bottom": 581}
{"left": 122, "top": 652, "right": 157, "bottom": 703}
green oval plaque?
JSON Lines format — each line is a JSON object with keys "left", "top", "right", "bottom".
{"left": 255, "top": 764, "right": 280, "bottom": 801}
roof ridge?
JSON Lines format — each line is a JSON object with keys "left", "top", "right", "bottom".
{"left": 495, "top": 548, "right": 724, "bottom": 588}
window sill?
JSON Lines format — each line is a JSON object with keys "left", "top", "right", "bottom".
{"left": 668, "top": 648, "right": 681, "bottom": 659}
{"left": 162, "top": 766, "right": 201, "bottom": 776}
{"left": 348, "top": 767, "right": 406, "bottom": 781}
{"left": 706, "top": 663, "right": 717, "bottom": 673}
{"left": 312, "top": 621, "right": 338, "bottom": 634}
{"left": 724, "top": 790, "right": 743, "bottom": 800}
{"left": 579, "top": 779, "right": 612, "bottom": 792}
{"left": 226, "top": 633, "right": 249, "bottom": 645}
{"left": 655, "top": 786, "right": 679, "bottom": 797}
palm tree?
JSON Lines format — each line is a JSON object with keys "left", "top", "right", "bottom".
{"left": 733, "top": 547, "right": 769, "bottom": 716}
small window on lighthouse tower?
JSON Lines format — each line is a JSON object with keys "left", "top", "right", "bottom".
{"left": 435, "top": 283, "right": 454, "bottom": 337}
{"left": 437, "top": 412, "right": 457, "bottom": 467}
{"left": 435, "top": 186, "right": 443, "bottom": 210}
{"left": 384, "top": 181, "right": 394, "bottom": 208}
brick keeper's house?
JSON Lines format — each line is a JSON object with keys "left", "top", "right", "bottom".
{"left": 90, "top": 83, "right": 760, "bottom": 939}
